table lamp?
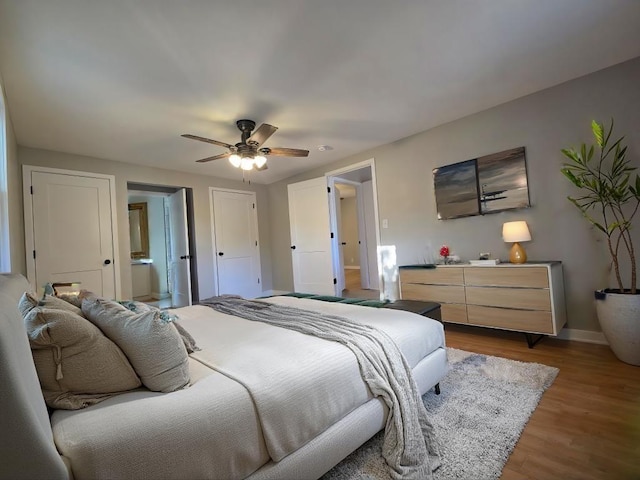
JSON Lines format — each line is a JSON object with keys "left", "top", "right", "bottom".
{"left": 502, "top": 221, "right": 531, "bottom": 264}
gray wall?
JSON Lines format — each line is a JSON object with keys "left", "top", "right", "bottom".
{"left": 268, "top": 57, "right": 640, "bottom": 332}
{"left": 17, "top": 147, "right": 273, "bottom": 300}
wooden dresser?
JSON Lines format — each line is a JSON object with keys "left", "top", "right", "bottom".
{"left": 399, "top": 263, "right": 567, "bottom": 337}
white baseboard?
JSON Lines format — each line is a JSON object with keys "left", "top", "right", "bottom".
{"left": 557, "top": 328, "right": 608, "bottom": 345}
{"left": 344, "top": 266, "right": 360, "bottom": 270}
{"left": 152, "top": 292, "right": 171, "bottom": 300}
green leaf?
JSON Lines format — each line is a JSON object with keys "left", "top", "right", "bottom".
{"left": 591, "top": 120, "right": 604, "bottom": 147}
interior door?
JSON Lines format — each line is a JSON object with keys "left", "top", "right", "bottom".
{"left": 28, "top": 170, "right": 117, "bottom": 297}
{"left": 167, "top": 189, "right": 191, "bottom": 307}
{"left": 212, "top": 189, "right": 261, "bottom": 298}
{"left": 288, "top": 177, "right": 335, "bottom": 295}
{"left": 332, "top": 184, "right": 345, "bottom": 292}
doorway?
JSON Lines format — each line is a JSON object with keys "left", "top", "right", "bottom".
{"left": 126, "top": 183, "right": 198, "bottom": 308}
{"left": 286, "top": 160, "right": 381, "bottom": 297}
{"left": 327, "top": 160, "right": 380, "bottom": 299}
{"left": 335, "top": 182, "right": 373, "bottom": 299}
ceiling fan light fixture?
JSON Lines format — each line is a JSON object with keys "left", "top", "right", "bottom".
{"left": 240, "top": 157, "right": 254, "bottom": 170}
{"left": 254, "top": 155, "right": 267, "bottom": 168}
{"left": 229, "top": 154, "right": 241, "bottom": 168}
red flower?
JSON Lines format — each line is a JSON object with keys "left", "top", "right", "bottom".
{"left": 439, "top": 245, "right": 450, "bottom": 257}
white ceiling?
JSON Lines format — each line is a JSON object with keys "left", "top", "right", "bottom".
{"left": 1, "top": 1, "right": 639, "bottom": 185}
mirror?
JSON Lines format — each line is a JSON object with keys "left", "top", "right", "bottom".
{"left": 129, "top": 202, "right": 149, "bottom": 259}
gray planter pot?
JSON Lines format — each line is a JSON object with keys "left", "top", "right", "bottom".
{"left": 595, "top": 290, "right": 640, "bottom": 366}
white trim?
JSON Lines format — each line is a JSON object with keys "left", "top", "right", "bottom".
{"left": 209, "top": 187, "right": 261, "bottom": 297}
{"left": 344, "top": 266, "right": 360, "bottom": 270}
{"left": 325, "top": 159, "right": 376, "bottom": 178}
{"left": 0, "top": 80, "right": 9, "bottom": 272}
{"left": 22, "top": 165, "right": 121, "bottom": 297}
{"left": 557, "top": 328, "right": 608, "bottom": 345}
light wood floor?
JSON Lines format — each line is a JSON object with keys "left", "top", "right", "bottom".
{"left": 341, "top": 269, "right": 379, "bottom": 299}
{"left": 444, "top": 324, "right": 640, "bottom": 480}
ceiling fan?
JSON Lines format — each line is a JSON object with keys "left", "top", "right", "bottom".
{"left": 182, "top": 119, "right": 309, "bottom": 171}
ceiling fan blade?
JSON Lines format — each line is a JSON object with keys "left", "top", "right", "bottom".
{"left": 195, "top": 152, "right": 232, "bottom": 163}
{"left": 182, "top": 134, "right": 234, "bottom": 150}
{"left": 247, "top": 123, "right": 278, "bottom": 147}
{"left": 266, "top": 147, "right": 309, "bottom": 157}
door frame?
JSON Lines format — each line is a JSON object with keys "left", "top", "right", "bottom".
{"left": 22, "top": 165, "right": 121, "bottom": 296}
{"left": 328, "top": 177, "right": 366, "bottom": 292}
{"left": 208, "top": 187, "right": 262, "bottom": 296}
{"left": 325, "top": 159, "right": 381, "bottom": 295}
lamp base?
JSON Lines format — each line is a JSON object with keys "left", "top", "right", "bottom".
{"left": 509, "top": 242, "right": 527, "bottom": 264}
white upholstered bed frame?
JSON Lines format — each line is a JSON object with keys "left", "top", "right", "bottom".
{"left": 0, "top": 274, "right": 447, "bottom": 480}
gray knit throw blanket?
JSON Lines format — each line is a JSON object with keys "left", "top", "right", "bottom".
{"left": 199, "top": 296, "right": 441, "bottom": 480}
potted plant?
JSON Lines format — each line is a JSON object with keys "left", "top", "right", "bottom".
{"left": 561, "top": 119, "right": 639, "bottom": 365}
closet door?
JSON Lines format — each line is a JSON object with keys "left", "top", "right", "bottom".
{"left": 211, "top": 189, "right": 261, "bottom": 298}
{"left": 24, "top": 167, "right": 119, "bottom": 297}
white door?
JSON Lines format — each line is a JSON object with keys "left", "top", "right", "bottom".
{"left": 26, "top": 170, "right": 117, "bottom": 297}
{"left": 167, "top": 189, "right": 191, "bottom": 307}
{"left": 328, "top": 181, "right": 345, "bottom": 292}
{"left": 211, "top": 189, "right": 261, "bottom": 298}
{"left": 288, "top": 177, "right": 335, "bottom": 295}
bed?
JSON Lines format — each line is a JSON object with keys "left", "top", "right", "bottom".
{"left": 0, "top": 274, "right": 447, "bottom": 480}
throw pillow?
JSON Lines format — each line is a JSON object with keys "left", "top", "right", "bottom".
{"left": 23, "top": 307, "right": 142, "bottom": 410}
{"left": 82, "top": 297, "right": 190, "bottom": 392}
{"left": 19, "top": 292, "right": 83, "bottom": 318}
{"left": 118, "top": 300, "right": 199, "bottom": 353}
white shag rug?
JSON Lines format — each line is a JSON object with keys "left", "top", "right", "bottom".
{"left": 322, "top": 347, "right": 559, "bottom": 480}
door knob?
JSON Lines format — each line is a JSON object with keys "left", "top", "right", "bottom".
{"left": 218, "top": 252, "right": 224, "bottom": 256}
{"left": 103, "top": 259, "right": 111, "bottom": 265}
{"left": 290, "top": 245, "right": 296, "bottom": 250}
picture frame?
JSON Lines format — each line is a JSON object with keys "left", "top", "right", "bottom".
{"left": 433, "top": 147, "right": 530, "bottom": 220}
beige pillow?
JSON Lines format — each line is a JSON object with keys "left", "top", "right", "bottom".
{"left": 118, "top": 300, "right": 199, "bottom": 353}
{"left": 19, "top": 292, "right": 83, "bottom": 318}
{"left": 24, "top": 307, "right": 142, "bottom": 410}
{"left": 82, "top": 297, "right": 190, "bottom": 392}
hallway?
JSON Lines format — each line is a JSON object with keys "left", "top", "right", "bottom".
{"left": 342, "top": 269, "right": 379, "bottom": 300}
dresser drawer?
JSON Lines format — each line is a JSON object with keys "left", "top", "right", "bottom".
{"left": 441, "top": 304, "right": 468, "bottom": 324}
{"left": 465, "top": 286, "right": 551, "bottom": 311}
{"left": 400, "top": 267, "right": 464, "bottom": 285}
{"left": 467, "top": 305, "right": 553, "bottom": 334}
{"left": 401, "top": 283, "right": 466, "bottom": 304}
{"left": 464, "top": 267, "right": 549, "bottom": 288}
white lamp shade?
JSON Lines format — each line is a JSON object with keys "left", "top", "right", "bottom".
{"left": 229, "top": 154, "right": 241, "bottom": 168}
{"left": 502, "top": 221, "right": 532, "bottom": 243}
{"left": 240, "top": 157, "right": 254, "bottom": 170}
{"left": 254, "top": 155, "right": 267, "bottom": 168}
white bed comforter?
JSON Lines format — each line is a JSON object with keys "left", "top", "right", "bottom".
{"left": 180, "top": 297, "right": 445, "bottom": 462}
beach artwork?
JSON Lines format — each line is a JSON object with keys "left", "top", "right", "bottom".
{"left": 433, "top": 147, "right": 530, "bottom": 220}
